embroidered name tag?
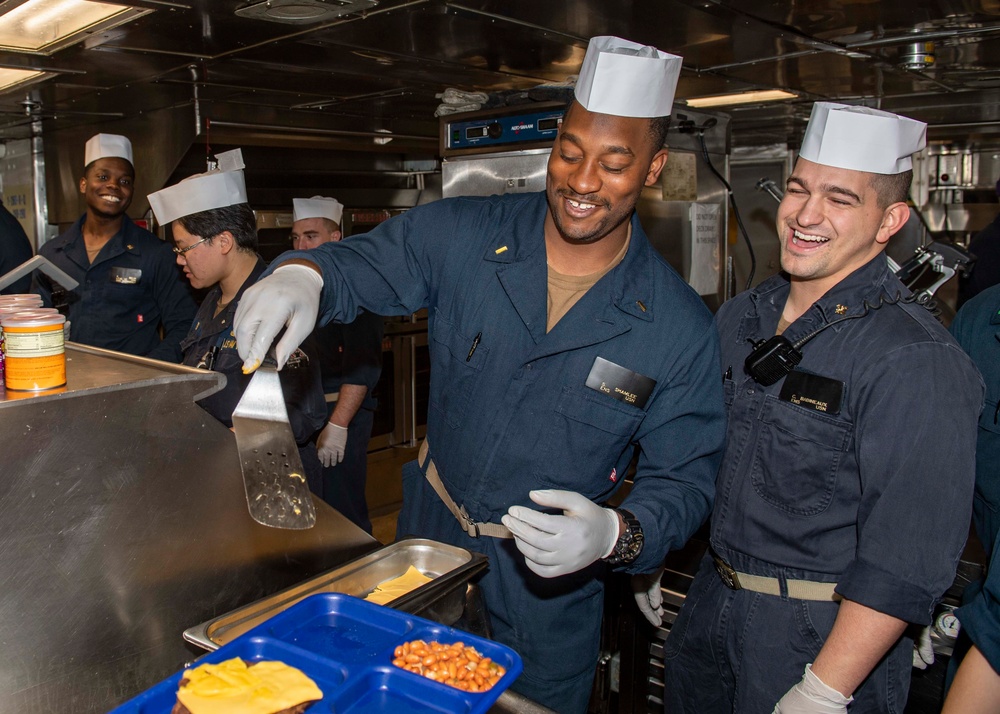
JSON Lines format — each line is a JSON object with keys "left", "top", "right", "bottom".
{"left": 110, "top": 267, "right": 142, "bottom": 285}
{"left": 778, "top": 369, "right": 844, "bottom": 415}
{"left": 585, "top": 356, "right": 656, "bottom": 408}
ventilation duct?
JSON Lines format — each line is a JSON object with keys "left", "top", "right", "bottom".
{"left": 235, "top": 0, "right": 378, "bottom": 24}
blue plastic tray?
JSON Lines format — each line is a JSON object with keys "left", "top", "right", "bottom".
{"left": 110, "top": 593, "right": 522, "bottom": 714}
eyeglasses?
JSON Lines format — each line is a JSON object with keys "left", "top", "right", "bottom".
{"left": 172, "top": 235, "right": 212, "bottom": 256}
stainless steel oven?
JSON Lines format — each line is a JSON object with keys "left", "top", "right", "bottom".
{"left": 376, "top": 316, "right": 428, "bottom": 449}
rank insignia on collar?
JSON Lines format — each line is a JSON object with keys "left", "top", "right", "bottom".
{"left": 835, "top": 304, "right": 848, "bottom": 315}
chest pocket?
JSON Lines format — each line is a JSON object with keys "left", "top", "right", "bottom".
{"left": 428, "top": 311, "right": 488, "bottom": 429}
{"left": 723, "top": 378, "right": 736, "bottom": 407}
{"left": 751, "top": 396, "right": 853, "bottom": 516}
{"left": 537, "top": 386, "right": 643, "bottom": 495}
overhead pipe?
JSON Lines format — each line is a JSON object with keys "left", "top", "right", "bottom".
{"left": 207, "top": 120, "right": 437, "bottom": 144}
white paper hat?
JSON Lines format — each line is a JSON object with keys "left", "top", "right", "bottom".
{"left": 148, "top": 149, "right": 248, "bottom": 224}
{"left": 574, "top": 36, "right": 683, "bottom": 118}
{"left": 799, "top": 102, "right": 927, "bottom": 174}
{"left": 85, "top": 133, "right": 133, "bottom": 166}
{"left": 293, "top": 196, "right": 344, "bottom": 224}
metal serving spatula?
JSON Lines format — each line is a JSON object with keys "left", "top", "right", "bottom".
{"left": 231, "top": 352, "right": 317, "bottom": 529}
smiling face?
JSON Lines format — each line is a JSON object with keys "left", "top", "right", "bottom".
{"left": 777, "top": 158, "right": 910, "bottom": 296}
{"left": 545, "top": 101, "right": 668, "bottom": 246}
{"left": 290, "top": 217, "right": 340, "bottom": 250}
{"left": 80, "top": 157, "right": 134, "bottom": 219}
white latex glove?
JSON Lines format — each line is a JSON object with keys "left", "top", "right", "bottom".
{"left": 233, "top": 263, "right": 323, "bottom": 370}
{"left": 316, "top": 423, "right": 348, "bottom": 467}
{"left": 500, "top": 489, "right": 620, "bottom": 578}
{"left": 773, "top": 664, "right": 853, "bottom": 714}
{"left": 632, "top": 567, "right": 665, "bottom": 626}
{"left": 912, "top": 625, "right": 935, "bottom": 670}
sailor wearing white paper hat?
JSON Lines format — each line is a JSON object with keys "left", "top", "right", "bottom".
{"left": 288, "top": 195, "right": 383, "bottom": 534}
{"left": 34, "top": 133, "right": 196, "bottom": 361}
{"left": 231, "top": 36, "right": 725, "bottom": 712}
{"left": 657, "top": 103, "right": 983, "bottom": 714}
{"left": 149, "top": 152, "right": 327, "bottom": 497}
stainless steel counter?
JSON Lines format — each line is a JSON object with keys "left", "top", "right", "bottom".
{"left": 0, "top": 344, "right": 379, "bottom": 712}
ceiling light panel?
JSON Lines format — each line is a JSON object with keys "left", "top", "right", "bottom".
{"left": 685, "top": 90, "right": 798, "bottom": 108}
{"left": 0, "top": 66, "right": 44, "bottom": 91}
{"left": 0, "top": 0, "right": 151, "bottom": 55}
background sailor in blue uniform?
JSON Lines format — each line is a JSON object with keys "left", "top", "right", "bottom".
{"left": 0, "top": 196, "right": 33, "bottom": 294}
{"left": 34, "top": 133, "right": 195, "bottom": 362}
{"left": 651, "top": 103, "right": 984, "bottom": 713}
{"left": 290, "top": 196, "right": 384, "bottom": 534}
{"left": 148, "top": 151, "right": 326, "bottom": 487}
{"left": 232, "top": 36, "right": 726, "bottom": 713}
{"left": 950, "top": 283, "right": 1000, "bottom": 563}
{"left": 939, "top": 282, "right": 1000, "bottom": 709}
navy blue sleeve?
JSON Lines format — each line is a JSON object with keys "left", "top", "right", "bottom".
{"left": 338, "top": 309, "right": 384, "bottom": 392}
{"left": 620, "top": 318, "right": 726, "bottom": 573}
{"left": 0, "top": 204, "right": 33, "bottom": 294}
{"left": 958, "top": 530, "right": 1000, "bottom": 675}
{"left": 836, "top": 341, "right": 983, "bottom": 624}
{"left": 268, "top": 200, "right": 471, "bottom": 324}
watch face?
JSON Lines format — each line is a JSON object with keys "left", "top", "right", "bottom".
{"left": 624, "top": 532, "right": 644, "bottom": 560}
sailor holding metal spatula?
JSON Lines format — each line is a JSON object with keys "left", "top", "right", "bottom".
{"left": 148, "top": 151, "right": 327, "bottom": 529}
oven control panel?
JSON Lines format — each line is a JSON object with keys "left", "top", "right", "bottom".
{"left": 444, "top": 107, "right": 565, "bottom": 152}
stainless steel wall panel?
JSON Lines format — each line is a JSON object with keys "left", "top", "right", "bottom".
{"left": 0, "top": 345, "right": 378, "bottom": 713}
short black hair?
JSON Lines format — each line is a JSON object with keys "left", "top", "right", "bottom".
{"left": 177, "top": 203, "right": 257, "bottom": 254}
{"left": 648, "top": 115, "right": 671, "bottom": 150}
{"left": 868, "top": 170, "right": 912, "bottom": 209}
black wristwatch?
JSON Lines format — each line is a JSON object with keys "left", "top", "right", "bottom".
{"left": 604, "top": 508, "right": 644, "bottom": 565}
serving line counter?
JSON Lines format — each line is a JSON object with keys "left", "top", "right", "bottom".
{"left": 0, "top": 344, "right": 550, "bottom": 713}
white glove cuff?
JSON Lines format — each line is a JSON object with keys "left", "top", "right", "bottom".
{"left": 327, "top": 423, "right": 348, "bottom": 431}
{"left": 803, "top": 664, "right": 853, "bottom": 705}
{"left": 601, "top": 507, "right": 623, "bottom": 559}
{"left": 274, "top": 262, "right": 324, "bottom": 290}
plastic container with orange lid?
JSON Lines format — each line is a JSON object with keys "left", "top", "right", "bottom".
{"left": 1, "top": 312, "right": 67, "bottom": 391}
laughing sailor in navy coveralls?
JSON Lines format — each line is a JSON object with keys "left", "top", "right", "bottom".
{"left": 231, "top": 36, "right": 727, "bottom": 714}
{"left": 653, "top": 103, "right": 984, "bottom": 714}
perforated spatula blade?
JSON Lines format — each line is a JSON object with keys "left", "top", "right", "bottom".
{"left": 231, "top": 353, "right": 316, "bottom": 529}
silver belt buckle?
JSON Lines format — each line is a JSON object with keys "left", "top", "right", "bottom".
{"left": 459, "top": 505, "right": 479, "bottom": 538}
{"left": 713, "top": 553, "right": 742, "bottom": 590}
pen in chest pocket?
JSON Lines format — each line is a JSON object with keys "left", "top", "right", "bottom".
{"left": 467, "top": 332, "right": 482, "bottom": 362}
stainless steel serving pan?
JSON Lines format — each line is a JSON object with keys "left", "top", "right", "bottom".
{"left": 184, "top": 537, "right": 488, "bottom": 651}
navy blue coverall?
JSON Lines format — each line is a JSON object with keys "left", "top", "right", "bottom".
{"left": 663, "top": 256, "right": 983, "bottom": 713}
{"left": 312, "top": 309, "right": 384, "bottom": 533}
{"left": 956, "top": 529, "right": 1000, "bottom": 679}
{"left": 0, "top": 199, "right": 33, "bottom": 294}
{"left": 267, "top": 191, "right": 727, "bottom": 713}
{"left": 950, "top": 283, "right": 1000, "bottom": 556}
{"left": 35, "top": 215, "right": 195, "bottom": 362}
{"left": 949, "top": 283, "right": 1000, "bottom": 682}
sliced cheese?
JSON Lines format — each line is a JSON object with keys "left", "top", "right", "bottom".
{"left": 363, "top": 565, "right": 432, "bottom": 605}
{"left": 177, "top": 658, "right": 322, "bottom": 714}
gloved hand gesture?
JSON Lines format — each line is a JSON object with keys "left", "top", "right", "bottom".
{"left": 501, "top": 489, "right": 620, "bottom": 578}
{"left": 234, "top": 264, "right": 323, "bottom": 371}
{"left": 773, "top": 664, "right": 853, "bottom": 714}
{"left": 632, "top": 567, "right": 665, "bottom": 626}
{"left": 316, "top": 423, "right": 348, "bottom": 467}
{"left": 912, "top": 625, "right": 935, "bottom": 670}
